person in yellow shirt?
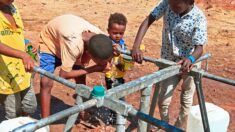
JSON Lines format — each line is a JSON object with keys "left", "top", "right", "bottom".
{"left": 0, "top": 0, "right": 37, "bottom": 120}
{"left": 105, "top": 13, "right": 128, "bottom": 90}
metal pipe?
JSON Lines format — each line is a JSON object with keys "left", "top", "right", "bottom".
{"left": 116, "top": 97, "right": 126, "bottom": 132}
{"left": 33, "top": 67, "right": 91, "bottom": 98}
{"left": 64, "top": 96, "right": 83, "bottom": 132}
{"left": 138, "top": 85, "right": 152, "bottom": 132}
{"left": 202, "top": 72, "right": 235, "bottom": 86}
{"left": 103, "top": 96, "right": 184, "bottom": 132}
{"left": 12, "top": 99, "right": 97, "bottom": 132}
{"left": 147, "top": 83, "right": 160, "bottom": 132}
{"left": 116, "top": 113, "right": 126, "bottom": 132}
{"left": 118, "top": 48, "right": 210, "bottom": 68}
{"left": 106, "top": 65, "right": 181, "bottom": 99}
{"left": 194, "top": 73, "right": 210, "bottom": 132}
{"left": 129, "top": 109, "right": 184, "bottom": 132}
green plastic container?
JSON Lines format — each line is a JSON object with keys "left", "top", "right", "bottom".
{"left": 26, "top": 45, "right": 37, "bottom": 61}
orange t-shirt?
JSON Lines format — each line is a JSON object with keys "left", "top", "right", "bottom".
{"left": 39, "top": 14, "right": 103, "bottom": 72}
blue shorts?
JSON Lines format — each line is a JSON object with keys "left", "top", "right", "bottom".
{"left": 39, "top": 52, "right": 84, "bottom": 77}
{"left": 39, "top": 53, "right": 62, "bottom": 74}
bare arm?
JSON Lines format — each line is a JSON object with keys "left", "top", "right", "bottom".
{"left": 0, "top": 43, "right": 35, "bottom": 71}
{"left": 132, "top": 14, "right": 155, "bottom": 63}
{"left": 59, "top": 64, "right": 108, "bottom": 79}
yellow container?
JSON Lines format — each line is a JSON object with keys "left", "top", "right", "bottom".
{"left": 123, "top": 58, "right": 134, "bottom": 71}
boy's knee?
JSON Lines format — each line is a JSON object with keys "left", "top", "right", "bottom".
{"left": 41, "top": 77, "right": 54, "bottom": 89}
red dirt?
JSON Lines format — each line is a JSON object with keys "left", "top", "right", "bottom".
{"left": 13, "top": 0, "right": 235, "bottom": 131}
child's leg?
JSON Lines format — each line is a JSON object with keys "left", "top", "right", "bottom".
{"left": 40, "top": 77, "right": 54, "bottom": 118}
{"left": 39, "top": 53, "right": 61, "bottom": 118}
{"left": 105, "top": 77, "right": 113, "bottom": 90}
{"left": 21, "top": 86, "right": 37, "bottom": 116}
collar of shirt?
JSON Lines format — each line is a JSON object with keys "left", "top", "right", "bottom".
{"left": 112, "top": 39, "right": 126, "bottom": 50}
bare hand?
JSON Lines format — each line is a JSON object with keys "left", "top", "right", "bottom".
{"left": 21, "top": 53, "right": 35, "bottom": 72}
{"left": 113, "top": 44, "right": 120, "bottom": 56}
{"left": 177, "top": 58, "right": 195, "bottom": 73}
{"left": 96, "top": 62, "right": 111, "bottom": 73}
{"left": 131, "top": 48, "right": 143, "bottom": 64}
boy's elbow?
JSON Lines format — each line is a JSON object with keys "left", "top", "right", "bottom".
{"left": 59, "top": 69, "right": 69, "bottom": 79}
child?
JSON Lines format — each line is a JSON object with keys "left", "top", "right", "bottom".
{"left": 38, "top": 14, "right": 113, "bottom": 118}
{"left": 131, "top": 0, "right": 207, "bottom": 130}
{"left": 0, "top": 1, "right": 37, "bottom": 120}
{"left": 105, "top": 12, "right": 129, "bottom": 90}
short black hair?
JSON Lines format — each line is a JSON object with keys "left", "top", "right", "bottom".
{"left": 88, "top": 34, "right": 113, "bottom": 59}
{"left": 178, "top": 0, "right": 194, "bottom": 5}
{"left": 108, "top": 12, "right": 127, "bottom": 28}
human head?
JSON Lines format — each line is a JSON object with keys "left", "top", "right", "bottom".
{"left": 168, "top": 0, "right": 194, "bottom": 15}
{"left": 88, "top": 34, "right": 113, "bottom": 65}
{"left": 0, "top": 0, "right": 14, "bottom": 6}
{"left": 107, "top": 12, "right": 127, "bottom": 43}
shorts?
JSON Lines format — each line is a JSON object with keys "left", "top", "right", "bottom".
{"left": 39, "top": 52, "right": 84, "bottom": 76}
{"left": 40, "top": 52, "right": 62, "bottom": 74}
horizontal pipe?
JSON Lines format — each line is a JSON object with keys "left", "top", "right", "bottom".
{"left": 106, "top": 65, "right": 181, "bottom": 98}
{"left": 202, "top": 72, "right": 235, "bottom": 86}
{"left": 33, "top": 67, "right": 91, "bottom": 98}
{"left": 128, "top": 109, "right": 184, "bottom": 132}
{"left": 12, "top": 99, "right": 97, "bottom": 132}
{"left": 118, "top": 48, "right": 210, "bottom": 68}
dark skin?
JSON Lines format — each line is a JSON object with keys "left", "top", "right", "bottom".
{"left": 0, "top": 1, "right": 35, "bottom": 72}
{"left": 59, "top": 31, "right": 110, "bottom": 79}
{"left": 107, "top": 23, "right": 126, "bottom": 71}
{"left": 40, "top": 31, "right": 111, "bottom": 118}
{"left": 132, "top": 0, "right": 203, "bottom": 73}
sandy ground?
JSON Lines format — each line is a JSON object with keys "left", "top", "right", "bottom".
{"left": 8, "top": 0, "right": 235, "bottom": 131}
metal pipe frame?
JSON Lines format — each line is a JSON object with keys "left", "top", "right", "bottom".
{"left": 12, "top": 51, "right": 234, "bottom": 132}
{"left": 119, "top": 49, "right": 235, "bottom": 86}
{"left": 102, "top": 97, "right": 184, "bottom": 132}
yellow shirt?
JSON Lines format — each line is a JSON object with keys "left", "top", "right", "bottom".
{"left": 105, "top": 55, "right": 126, "bottom": 79}
{"left": 0, "top": 5, "right": 31, "bottom": 94}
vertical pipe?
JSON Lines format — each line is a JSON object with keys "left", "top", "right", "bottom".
{"left": 138, "top": 85, "right": 153, "bottom": 132}
{"left": 147, "top": 83, "right": 160, "bottom": 132}
{"left": 116, "top": 111, "right": 126, "bottom": 132}
{"left": 64, "top": 96, "right": 83, "bottom": 132}
{"left": 194, "top": 73, "right": 210, "bottom": 132}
